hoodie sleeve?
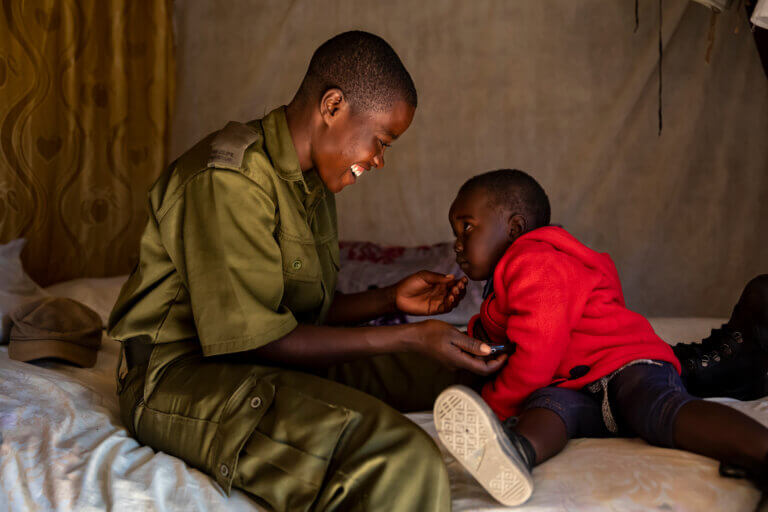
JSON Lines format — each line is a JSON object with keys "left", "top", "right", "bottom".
{"left": 481, "top": 244, "right": 599, "bottom": 419}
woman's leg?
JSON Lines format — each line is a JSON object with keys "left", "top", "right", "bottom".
{"left": 238, "top": 367, "right": 452, "bottom": 512}
{"left": 322, "top": 351, "right": 484, "bottom": 411}
{"left": 121, "top": 353, "right": 451, "bottom": 512}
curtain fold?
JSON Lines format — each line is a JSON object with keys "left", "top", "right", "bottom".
{"left": 0, "top": 0, "right": 174, "bottom": 285}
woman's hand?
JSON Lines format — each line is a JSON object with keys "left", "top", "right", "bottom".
{"left": 392, "top": 271, "right": 468, "bottom": 316}
{"left": 406, "top": 319, "right": 508, "bottom": 376}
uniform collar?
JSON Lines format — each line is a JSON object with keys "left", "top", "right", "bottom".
{"left": 259, "top": 106, "right": 314, "bottom": 192}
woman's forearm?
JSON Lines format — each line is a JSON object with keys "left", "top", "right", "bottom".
{"left": 246, "top": 323, "right": 411, "bottom": 367}
{"left": 324, "top": 287, "right": 398, "bottom": 326}
{"left": 239, "top": 320, "right": 504, "bottom": 377}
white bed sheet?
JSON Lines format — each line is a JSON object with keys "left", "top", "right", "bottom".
{"left": 1, "top": 277, "right": 765, "bottom": 511}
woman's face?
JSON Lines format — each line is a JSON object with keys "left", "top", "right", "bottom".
{"left": 312, "top": 98, "right": 415, "bottom": 193}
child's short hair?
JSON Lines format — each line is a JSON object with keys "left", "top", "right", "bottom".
{"left": 296, "top": 31, "right": 417, "bottom": 113}
{"left": 460, "top": 169, "right": 551, "bottom": 230}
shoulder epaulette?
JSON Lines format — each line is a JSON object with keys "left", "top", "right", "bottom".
{"left": 207, "top": 121, "right": 260, "bottom": 171}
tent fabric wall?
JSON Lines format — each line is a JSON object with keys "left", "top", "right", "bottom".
{"left": 172, "top": 0, "right": 767, "bottom": 317}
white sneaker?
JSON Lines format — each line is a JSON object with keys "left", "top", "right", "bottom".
{"left": 433, "top": 385, "right": 534, "bottom": 506}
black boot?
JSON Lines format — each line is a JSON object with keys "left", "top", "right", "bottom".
{"left": 674, "top": 275, "right": 768, "bottom": 400}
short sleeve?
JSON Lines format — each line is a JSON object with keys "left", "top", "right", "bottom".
{"left": 175, "top": 170, "right": 297, "bottom": 356}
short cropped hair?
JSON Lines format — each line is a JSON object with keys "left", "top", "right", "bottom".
{"left": 296, "top": 31, "right": 417, "bottom": 113}
{"left": 460, "top": 169, "right": 551, "bottom": 230}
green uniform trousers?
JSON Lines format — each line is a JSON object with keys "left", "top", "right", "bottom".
{"left": 118, "top": 349, "right": 482, "bottom": 512}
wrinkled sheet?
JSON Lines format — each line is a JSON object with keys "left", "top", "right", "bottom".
{"left": 1, "top": 277, "right": 766, "bottom": 511}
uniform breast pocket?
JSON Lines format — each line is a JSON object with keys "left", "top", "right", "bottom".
{"left": 279, "top": 236, "right": 325, "bottom": 314}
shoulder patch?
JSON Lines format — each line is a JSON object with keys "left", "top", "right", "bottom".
{"left": 207, "top": 121, "right": 260, "bottom": 170}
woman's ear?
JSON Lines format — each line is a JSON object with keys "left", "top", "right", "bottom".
{"left": 320, "top": 88, "right": 346, "bottom": 126}
{"left": 507, "top": 213, "right": 527, "bottom": 242}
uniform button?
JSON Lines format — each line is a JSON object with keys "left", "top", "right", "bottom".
{"left": 292, "top": 259, "right": 302, "bottom": 270}
{"left": 249, "top": 396, "right": 262, "bottom": 409}
{"left": 220, "top": 464, "right": 230, "bottom": 477}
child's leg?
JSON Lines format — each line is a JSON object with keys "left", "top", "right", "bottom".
{"left": 610, "top": 362, "right": 768, "bottom": 489}
{"left": 513, "top": 408, "right": 567, "bottom": 464}
{"left": 433, "top": 384, "right": 610, "bottom": 506}
{"left": 513, "top": 386, "right": 612, "bottom": 465}
{"left": 674, "top": 400, "right": 768, "bottom": 477}
{"left": 433, "top": 385, "right": 534, "bottom": 506}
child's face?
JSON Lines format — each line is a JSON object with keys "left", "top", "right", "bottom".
{"left": 449, "top": 187, "right": 513, "bottom": 281}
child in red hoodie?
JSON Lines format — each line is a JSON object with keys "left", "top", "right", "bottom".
{"left": 434, "top": 169, "right": 768, "bottom": 506}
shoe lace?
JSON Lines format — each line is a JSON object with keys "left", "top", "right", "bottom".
{"left": 675, "top": 326, "right": 744, "bottom": 368}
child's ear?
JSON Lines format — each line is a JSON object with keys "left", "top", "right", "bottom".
{"left": 507, "top": 213, "right": 527, "bottom": 242}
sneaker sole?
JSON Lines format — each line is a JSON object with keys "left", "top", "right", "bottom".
{"left": 434, "top": 385, "right": 534, "bottom": 506}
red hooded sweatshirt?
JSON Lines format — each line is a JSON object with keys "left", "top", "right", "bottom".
{"left": 469, "top": 226, "right": 680, "bottom": 420}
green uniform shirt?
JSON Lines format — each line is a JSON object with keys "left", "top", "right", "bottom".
{"left": 109, "top": 108, "right": 451, "bottom": 510}
{"left": 108, "top": 106, "right": 339, "bottom": 362}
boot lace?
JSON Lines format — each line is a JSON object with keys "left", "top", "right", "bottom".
{"left": 675, "top": 326, "right": 743, "bottom": 371}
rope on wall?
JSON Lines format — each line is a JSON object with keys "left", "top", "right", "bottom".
{"left": 658, "top": 0, "right": 663, "bottom": 135}
{"left": 635, "top": 0, "right": 640, "bottom": 31}
{"left": 634, "top": 0, "right": 664, "bottom": 135}
{"left": 705, "top": 11, "right": 720, "bottom": 64}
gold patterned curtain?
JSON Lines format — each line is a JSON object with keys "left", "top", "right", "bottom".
{"left": 0, "top": 0, "right": 174, "bottom": 286}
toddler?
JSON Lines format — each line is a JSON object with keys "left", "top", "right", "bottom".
{"left": 434, "top": 169, "right": 768, "bottom": 506}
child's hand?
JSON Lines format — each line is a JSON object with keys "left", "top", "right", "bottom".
{"left": 393, "top": 271, "right": 468, "bottom": 316}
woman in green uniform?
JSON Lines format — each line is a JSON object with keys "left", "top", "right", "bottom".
{"left": 109, "top": 31, "right": 505, "bottom": 512}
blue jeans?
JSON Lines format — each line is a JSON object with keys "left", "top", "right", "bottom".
{"left": 520, "top": 361, "right": 696, "bottom": 448}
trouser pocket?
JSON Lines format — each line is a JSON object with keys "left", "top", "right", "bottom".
{"left": 136, "top": 359, "right": 272, "bottom": 483}
{"left": 133, "top": 358, "right": 353, "bottom": 511}
{"left": 232, "top": 383, "right": 354, "bottom": 512}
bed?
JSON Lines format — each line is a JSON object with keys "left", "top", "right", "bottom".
{"left": 1, "top": 247, "right": 767, "bottom": 511}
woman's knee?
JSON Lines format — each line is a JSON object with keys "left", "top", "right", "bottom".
{"left": 378, "top": 407, "right": 444, "bottom": 464}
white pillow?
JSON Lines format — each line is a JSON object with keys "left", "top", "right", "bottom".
{"left": 44, "top": 275, "right": 128, "bottom": 325}
{"left": 0, "top": 239, "right": 49, "bottom": 343}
